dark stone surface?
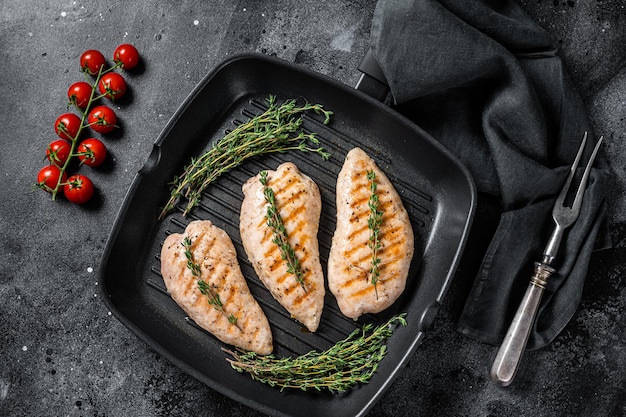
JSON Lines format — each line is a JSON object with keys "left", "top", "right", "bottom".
{"left": 1, "top": 1, "right": 624, "bottom": 416}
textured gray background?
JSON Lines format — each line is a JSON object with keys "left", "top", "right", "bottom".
{"left": 1, "top": 1, "right": 624, "bottom": 416}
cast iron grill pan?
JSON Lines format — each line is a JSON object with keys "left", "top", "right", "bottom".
{"left": 99, "top": 54, "right": 476, "bottom": 417}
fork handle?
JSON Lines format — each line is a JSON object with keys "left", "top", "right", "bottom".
{"left": 490, "top": 262, "right": 555, "bottom": 386}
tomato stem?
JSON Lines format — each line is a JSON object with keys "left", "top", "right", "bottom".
{"left": 49, "top": 64, "right": 106, "bottom": 199}
{"left": 39, "top": 48, "right": 137, "bottom": 202}
{"left": 74, "top": 148, "right": 94, "bottom": 165}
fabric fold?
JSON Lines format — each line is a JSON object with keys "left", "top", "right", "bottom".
{"left": 369, "top": 0, "right": 610, "bottom": 349}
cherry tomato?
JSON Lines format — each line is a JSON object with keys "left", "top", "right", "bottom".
{"left": 113, "top": 44, "right": 140, "bottom": 70}
{"left": 77, "top": 138, "right": 107, "bottom": 167}
{"left": 80, "top": 49, "right": 107, "bottom": 75}
{"left": 46, "top": 139, "right": 72, "bottom": 167}
{"left": 64, "top": 174, "right": 95, "bottom": 204}
{"left": 37, "top": 165, "right": 67, "bottom": 193}
{"left": 68, "top": 81, "right": 93, "bottom": 109}
{"left": 87, "top": 105, "right": 117, "bottom": 134}
{"left": 54, "top": 113, "right": 82, "bottom": 141}
{"left": 98, "top": 72, "right": 127, "bottom": 100}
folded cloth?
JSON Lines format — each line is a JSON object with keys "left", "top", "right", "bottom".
{"left": 369, "top": 0, "right": 610, "bottom": 349}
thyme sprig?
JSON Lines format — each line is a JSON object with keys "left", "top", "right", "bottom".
{"left": 181, "top": 237, "right": 240, "bottom": 329}
{"left": 223, "top": 313, "right": 407, "bottom": 393}
{"left": 259, "top": 170, "right": 307, "bottom": 293}
{"left": 367, "top": 170, "right": 383, "bottom": 299}
{"left": 159, "top": 95, "right": 332, "bottom": 220}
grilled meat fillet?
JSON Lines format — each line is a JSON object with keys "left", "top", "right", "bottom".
{"left": 240, "top": 162, "right": 325, "bottom": 332}
{"left": 160, "top": 220, "right": 273, "bottom": 355}
{"left": 328, "top": 147, "right": 414, "bottom": 319}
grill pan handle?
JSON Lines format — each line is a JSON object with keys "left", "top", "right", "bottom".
{"left": 355, "top": 48, "right": 390, "bottom": 101}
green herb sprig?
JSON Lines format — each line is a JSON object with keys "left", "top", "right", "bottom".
{"left": 259, "top": 170, "right": 307, "bottom": 293}
{"left": 366, "top": 170, "right": 383, "bottom": 298}
{"left": 159, "top": 96, "right": 332, "bottom": 220}
{"left": 224, "top": 313, "right": 407, "bottom": 392}
{"left": 182, "top": 236, "right": 240, "bottom": 328}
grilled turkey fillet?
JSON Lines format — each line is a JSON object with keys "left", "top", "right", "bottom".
{"left": 240, "top": 162, "right": 325, "bottom": 332}
{"left": 328, "top": 147, "right": 414, "bottom": 319}
{"left": 160, "top": 220, "right": 273, "bottom": 355}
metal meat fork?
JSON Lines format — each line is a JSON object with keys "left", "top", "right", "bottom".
{"left": 491, "top": 132, "right": 603, "bottom": 386}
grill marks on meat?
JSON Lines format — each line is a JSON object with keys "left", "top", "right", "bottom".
{"left": 161, "top": 220, "right": 273, "bottom": 355}
{"left": 240, "top": 162, "right": 325, "bottom": 332}
{"left": 160, "top": 150, "right": 413, "bottom": 349}
{"left": 328, "top": 148, "right": 414, "bottom": 319}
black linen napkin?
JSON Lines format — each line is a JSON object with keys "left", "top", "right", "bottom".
{"left": 369, "top": 0, "right": 610, "bottom": 349}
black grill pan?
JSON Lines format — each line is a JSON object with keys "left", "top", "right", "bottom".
{"left": 98, "top": 53, "right": 476, "bottom": 417}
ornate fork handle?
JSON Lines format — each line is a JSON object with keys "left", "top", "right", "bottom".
{"left": 490, "top": 262, "right": 555, "bottom": 386}
{"left": 490, "top": 133, "right": 603, "bottom": 386}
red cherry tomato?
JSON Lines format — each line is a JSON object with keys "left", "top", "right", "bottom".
{"left": 37, "top": 165, "right": 67, "bottom": 193}
{"left": 64, "top": 174, "right": 95, "bottom": 204}
{"left": 77, "top": 138, "right": 107, "bottom": 167}
{"left": 87, "top": 105, "right": 117, "bottom": 134}
{"left": 54, "top": 113, "right": 82, "bottom": 141}
{"left": 98, "top": 72, "right": 127, "bottom": 100}
{"left": 68, "top": 81, "right": 93, "bottom": 109}
{"left": 46, "top": 139, "right": 72, "bottom": 167}
{"left": 113, "top": 44, "right": 140, "bottom": 70}
{"left": 80, "top": 49, "right": 107, "bottom": 75}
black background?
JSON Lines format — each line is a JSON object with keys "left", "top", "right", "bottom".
{"left": 1, "top": 1, "right": 624, "bottom": 416}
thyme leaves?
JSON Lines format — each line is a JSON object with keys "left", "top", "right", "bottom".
{"left": 159, "top": 95, "right": 332, "bottom": 220}
{"left": 366, "top": 169, "right": 383, "bottom": 298}
{"left": 182, "top": 236, "right": 240, "bottom": 329}
{"left": 259, "top": 170, "right": 307, "bottom": 293}
{"left": 223, "top": 313, "right": 407, "bottom": 393}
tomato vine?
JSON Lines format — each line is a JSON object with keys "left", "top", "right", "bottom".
{"left": 36, "top": 44, "right": 140, "bottom": 204}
